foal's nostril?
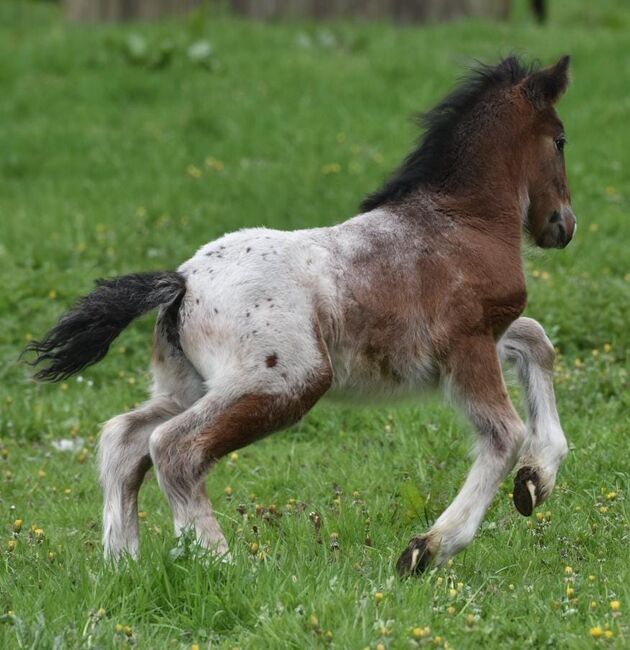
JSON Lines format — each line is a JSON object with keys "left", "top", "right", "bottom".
{"left": 549, "top": 211, "right": 562, "bottom": 224}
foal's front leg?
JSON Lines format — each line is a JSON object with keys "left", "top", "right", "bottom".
{"left": 498, "top": 317, "right": 569, "bottom": 516}
{"left": 397, "top": 337, "right": 526, "bottom": 575}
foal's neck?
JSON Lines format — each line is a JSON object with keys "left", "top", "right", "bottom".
{"left": 412, "top": 154, "right": 528, "bottom": 248}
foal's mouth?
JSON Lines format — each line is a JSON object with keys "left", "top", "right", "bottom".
{"left": 539, "top": 209, "right": 576, "bottom": 248}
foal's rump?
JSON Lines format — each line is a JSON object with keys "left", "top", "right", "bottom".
{"left": 175, "top": 227, "right": 334, "bottom": 396}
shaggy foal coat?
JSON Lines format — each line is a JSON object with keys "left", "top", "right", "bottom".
{"left": 28, "top": 56, "right": 576, "bottom": 575}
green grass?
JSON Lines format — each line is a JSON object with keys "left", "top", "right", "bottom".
{"left": 1, "top": 1, "right": 629, "bottom": 648}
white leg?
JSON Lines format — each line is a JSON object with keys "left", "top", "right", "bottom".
{"left": 99, "top": 399, "right": 178, "bottom": 560}
{"left": 499, "top": 317, "right": 569, "bottom": 514}
{"left": 397, "top": 337, "right": 526, "bottom": 574}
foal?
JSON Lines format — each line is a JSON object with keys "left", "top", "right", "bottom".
{"left": 28, "top": 56, "right": 576, "bottom": 575}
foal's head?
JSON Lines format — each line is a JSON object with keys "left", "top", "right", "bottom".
{"left": 361, "top": 56, "right": 577, "bottom": 249}
{"left": 520, "top": 56, "right": 576, "bottom": 248}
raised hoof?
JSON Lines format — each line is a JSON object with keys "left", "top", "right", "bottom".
{"left": 513, "top": 467, "right": 540, "bottom": 516}
{"left": 396, "top": 536, "right": 433, "bottom": 577}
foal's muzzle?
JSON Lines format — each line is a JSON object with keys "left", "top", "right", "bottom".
{"left": 540, "top": 207, "right": 577, "bottom": 248}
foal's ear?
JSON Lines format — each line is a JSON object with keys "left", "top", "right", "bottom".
{"left": 524, "top": 55, "right": 571, "bottom": 109}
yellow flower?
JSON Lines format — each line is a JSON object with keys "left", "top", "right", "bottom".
{"left": 376, "top": 644, "right": 385, "bottom": 650}
{"left": 588, "top": 575, "right": 596, "bottom": 583}
{"left": 604, "top": 630, "right": 614, "bottom": 640}
{"left": 138, "top": 511, "right": 148, "bottom": 520}
{"left": 96, "top": 608, "right": 107, "bottom": 619}
{"left": 610, "top": 600, "right": 621, "bottom": 611}
{"left": 192, "top": 645, "right": 200, "bottom": 650}
{"left": 447, "top": 606, "right": 456, "bottom": 615}
{"left": 187, "top": 165, "right": 202, "bottom": 178}
{"left": 48, "top": 551, "right": 56, "bottom": 561}
{"left": 566, "top": 586, "right": 575, "bottom": 598}
{"left": 590, "top": 626, "right": 603, "bottom": 639}
{"left": 309, "top": 614, "right": 319, "bottom": 627}
{"left": 606, "top": 491, "right": 617, "bottom": 501}
{"left": 114, "top": 624, "right": 124, "bottom": 633}
{"left": 249, "top": 542, "right": 259, "bottom": 554}
{"left": 321, "top": 163, "right": 341, "bottom": 175}
{"left": 229, "top": 452, "right": 239, "bottom": 461}
{"left": 205, "top": 157, "right": 224, "bottom": 171}
{"left": 590, "top": 601, "right": 598, "bottom": 609}
{"left": 7, "top": 540, "right": 17, "bottom": 552}
{"left": 48, "top": 289, "right": 57, "bottom": 300}
{"left": 564, "top": 566, "right": 573, "bottom": 575}
{"left": 449, "top": 588, "right": 458, "bottom": 599}
{"left": 466, "top": 613, "right": 476, "bottom": 626}
{"left": 13, "top": 519, "right": 23, "bottom": 533}
{"left": 224, "top": 486, "right": 233, "bottom": 496}
{"left": 374, "top": 592, "right": 384, "bottom": 604}
{"left": 33, "top": 528, "right": 45, "bottom": 540}
{"left": 603, "top": 343, "right": 612, "bottom": 353}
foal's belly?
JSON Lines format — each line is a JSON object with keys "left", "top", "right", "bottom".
{"left": 326, "top": 344, "right": 439, "bottom": 403}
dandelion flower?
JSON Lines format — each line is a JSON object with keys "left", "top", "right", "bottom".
{"left": 590, "top": 626, "right": 603, "bottom": 639}
{"left": 374, "top": 592, "right": 384, "bottom": 604}
{"left": 610, "top": 600, "right": 621, "bottom": 611}
{"left": 411, "top": 627, "right": 428, "bottom": 638}
{"left": 13, "top": 520, "right": 23, "bottom": 533}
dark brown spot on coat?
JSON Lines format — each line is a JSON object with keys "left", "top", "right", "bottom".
{"left": 266, "top": 353, "right": 278, "bottom": 368}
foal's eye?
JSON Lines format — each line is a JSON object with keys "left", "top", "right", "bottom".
{"left": 554, "top": 136, "right": 566, "bottom": 153}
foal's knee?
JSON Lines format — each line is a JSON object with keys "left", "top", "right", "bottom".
{"left": 149, "top": 421, "right": 203, "bottom": 498}
{"left": 99, "top": 415, "right": 130, "bottom": 481}
{"left": 502, "top": 317, "right": 555, "bottom": 372}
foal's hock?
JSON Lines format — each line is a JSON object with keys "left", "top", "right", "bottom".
{"left": 28, "top": 56, "right": 576, "bottom": 575}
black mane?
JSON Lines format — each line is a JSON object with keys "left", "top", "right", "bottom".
{"left": 360, "top": 56, "right": 534, "bottom": 212}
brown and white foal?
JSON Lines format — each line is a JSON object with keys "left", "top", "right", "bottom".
{"left": 28, "top": 56, "right": 576, "bottom": 575}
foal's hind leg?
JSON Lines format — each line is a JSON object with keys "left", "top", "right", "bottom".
{"left": 498, "top": 317, "right": 569, "bottom": 516}
{"left": 99, "top": 316, "right": 205, "bottom": 560}
{"left": 149, "top": 350, "right": 332, "bottom": 555}
{"left": 100, "top": 398, "right": 180, "bottom": 559}
{"left": 397, "top": 337, "right": 526, "bottom": 575}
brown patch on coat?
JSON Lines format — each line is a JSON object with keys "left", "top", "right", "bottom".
{"left": 265, "top": 353, "right": 278, "bottom": 368}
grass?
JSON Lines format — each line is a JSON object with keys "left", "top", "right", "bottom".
{"left": 0, "top": 1, "right": 629, "bottom": 648}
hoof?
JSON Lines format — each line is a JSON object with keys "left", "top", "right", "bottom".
{"left": 513, "top": 467, "right": 540, "bottom": 516}
{"left": 396, "top": 536, "right": 433, "bottom": 577}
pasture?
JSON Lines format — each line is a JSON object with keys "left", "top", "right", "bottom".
{"left": 0, "top": 1, "right": 628, "bottom": 648}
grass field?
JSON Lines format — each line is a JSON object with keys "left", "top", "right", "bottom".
{"left": 1, "top": 1, "right": 629, "bottom": 648}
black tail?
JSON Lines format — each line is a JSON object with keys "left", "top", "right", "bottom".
{"left": 25, "top": 271, "right": 186, "bottom": 382}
